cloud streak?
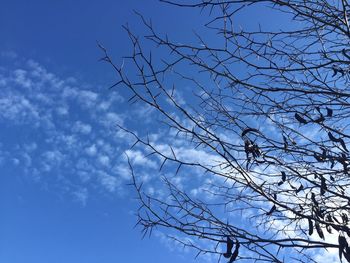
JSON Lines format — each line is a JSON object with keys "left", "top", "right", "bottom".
{"left": 0, "top": 56, "right": 130, "bottom": 203}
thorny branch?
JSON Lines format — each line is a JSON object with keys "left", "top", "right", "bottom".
{"left": 101, "top": 1, "right": 350, "bottom": 262}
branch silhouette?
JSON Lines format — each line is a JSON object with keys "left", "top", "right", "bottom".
{"left": 101, "top": 1, "right": 350, "bottom": 262}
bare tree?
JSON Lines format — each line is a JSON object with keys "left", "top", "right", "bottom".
{"left": 100, "top": 0, "right": 350, "bottom": 262}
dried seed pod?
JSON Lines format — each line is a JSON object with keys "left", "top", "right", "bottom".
{"left": 326, "top": 224, "right": 332, "bottom": 234}
{"left": 315, "top": 222, "right": 324, "bottom": 239}
{"left": 295, "top": 113, "right": 308, "bottom": 124}
{"left": 339, "top": 235, "right": 349, "bottom": 262}
{"left": 281, "top": 171, "right": 286, "bottom": 182}
{"left": 241, "top": 128, "right": 260, "bottom": 137}
{"left": 314, "top": 114, "right": 325, "bottom": 123}
{"left": 228, "top": 240, "right": 240, "bottom": 263}
{"left": 340, "top": 139, "right": 348, "bottom": 152}
{"left": 266, "top": 205, "right": 276, "bottom": 216}
{"left": 320, "top": 176, "right": 327, "bottom": 195}
{"left": 308, "top": 218, "right": 313, "bottom": 236}
{"left": 332, "top": 66, "right": 338, "bottom": 77}
{"left": 296, "top": 184, "right": 304, "bottom": 194}
{"left": 223, "top": 236, "right": 234, "bottom": 258}
{"left": 328, "top": 132, "right": 339, "bottom": 142}
{"left": 283, "top": 135, "right": 288, "bottom": 150}
{"left": 273, "top": 193, "right": 277, "bottom": 200}
{"left": 311, "top": 192, "right": 318, "bottom": 206}
{"left": 328, "top": 132, "right": 348, "bottom": 152}
{"left": 326, "top": 107, "right": 333, "bottom": 117}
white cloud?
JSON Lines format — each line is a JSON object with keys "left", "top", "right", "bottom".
{"left": 12, "top": 158, "right": 20, "bottom": 165}
{"left": 112, "top": 163, "right": 130, "bottom": 180}
{"left": 56, "top": 105, "right": 69, "bottom": 115}
{"left": 85, "top": 144, "right": 97, "bottom": 156}
{"left": 125, "top": 149, "right": 158, "bottom": 169}
{"left": 73, "top": 121, "right": 92, "bottom": 134}
{"left": 13, "top": 69, "right": 32, "bottom": 88}
{"left": 73, "top": 187, "right": 88, "bottom": 206}
{"left": 0, "top": 95, "right": 39, "bottom": 123}
{"left": 77, "top": 90, "right": 99, "bottom": 109}
{"left": 0, "top": 58, "right": 132, "bottom": 201}
{"left": 98, "top": 171, "right": 119, "bottom": 192}
{"left": 98, "top": 155, "right": 110, "bottom": 167}
{"left": 21, "top": 153, "right": 32, "bottom": 167}
{"left": 101, "top": 112, "right": 124, "bottom": 128}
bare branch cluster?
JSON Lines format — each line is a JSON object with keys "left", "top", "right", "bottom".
{"left": 101, "top": 0, "right": 350, "bottom": 262}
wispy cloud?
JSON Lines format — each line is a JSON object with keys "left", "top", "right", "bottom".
{"left": 0, "top": 55, "right": 131, "bottom": 203}
{"left": 2, "top": 54, "right": 336, "bottom": 262}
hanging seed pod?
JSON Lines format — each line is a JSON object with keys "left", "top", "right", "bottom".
{"left": 340, "top": 139, "right": 348, "bottom": 152}
{"left": 273, "top": 193, "right": 277, "bottom": 200}
{"left": 223, "top": 236, "right": 234, "bottom": 258}
{"left": 326, "top": 224, "right": 332, "bottom": 234}
{"left": 266, "top": 205, "right": 277, "bottom": 216}
{"left": 228, "top": 240, "right": 240, "bottom": 263}
{"left": 311, "top": 193, "right": 318, "bottom": 206}
{"left": 241, "top": 128, "right": 260, "bottom": 137}
{"left": 320, "top": 176, "right": 327, "bottom": 195}
{"left": 308, "top": 218, "right": 313, "bottom": 236}
{"left": 328, "top": 132, "right": 348, "bottom": 152}
{"left": 315, "top": 222, "right": 324, "bottom": 239}
{"left": 296, "top": 184, "right": 304, "bottom": 194}
{"left": 244, "top": 140, "right": 251, "bottom": 160}
{"left": 281, "top": 171, "right": 286, "bottom": 182}
{"left": 252, "top": 143, "right": 261, "bottom": 158}
{"left": 314, "top": 114, "right": 325, "bottom": 123}
{"left": 330, "top": 159, "right": 336, "bottom": 169}
{"left": 326, "top": 107, "right": 333, "bottom": 117}
{"left": 332, "top": 66, "right": 338, "bottom": 77}
{"left": 295, "top": 113, "right": 308, "bottom": 124}
{"left": 328, "top": 132, "right": 339, "bottom": 142}
{"left": 283, "top": 135, "right": 288, "bottom": 150}
{"left": 339, "top": 235, "right": 349, "bottom": 262}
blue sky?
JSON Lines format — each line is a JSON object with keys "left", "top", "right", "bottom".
{"left": 0, "top": 1, "right": 210, "bottom": 262}
{"left": 1, "top": 1, "right": 340, "bottom": 262}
